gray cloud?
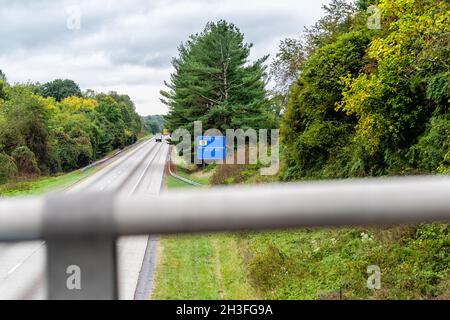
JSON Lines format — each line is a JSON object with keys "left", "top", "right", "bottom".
{"left": 0, "top": 0, "right": 331, "bottom": 115}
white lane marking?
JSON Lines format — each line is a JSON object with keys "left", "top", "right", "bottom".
{"left": 7, "top": 263, "right": 22, "bottom": 275}
{"left": 1, "top": 242, "right": 46, "bottom": 281}
{"left": 127, "top": 143, "right": 163, "bottom": 198}
{"left": 70, "top": 138, "right": 155, "bottom": 192}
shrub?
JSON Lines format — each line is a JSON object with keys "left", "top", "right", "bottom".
{"left": 0, "top": 153, "right": 18, "bottom": 184}
{"left": 11, "top": 146, "right": 41, "bottom": 176}
{"left": 409, "top": 115, "right": 450, "bottom": 172}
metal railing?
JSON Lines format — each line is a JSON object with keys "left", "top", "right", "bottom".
{"left": 0, "top": 176, "right": 449, "bottom": 299}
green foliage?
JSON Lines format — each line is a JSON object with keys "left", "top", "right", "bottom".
{"left": 242, "top": 224, "right": 449, "bottom": 299}
{"left": 11, "top": 146, "right": 40, "bottom": 176}
{"left": 0, "top": 86, "right": 50, "bottom": 165}
{"left": 153, "top": 234, "right": 258, "bottom": 300}
{"left": 0, "top": 78, "right": 142, "bottom": 183}
{"left": 162, "top": 20, "right": 277, "bottom": 132}
{"left": 281, "top": 0, "right": 450, "bottom": 180}
{"left": 0, "top": 70, "right": 7, "bottom": 100}
{"left": 38, "top": 79, "right": 82, "bottom": 102}
{"left": 338, "top": 0, "right": 450, "bottom": 169}
{"left": 0, "top": 80, "right": 7, "bottom": 101}
{"left": 409, "top": 115, "right": 450, "bottom": 172}
{"left": 0, "top": 153, "right": 18, "bottom": 184}
{"left": 142, "top": 114, "right": 165, "bottom": 134}
{"left": 304, "top": 0, "right": 357, "bottom": 53}
{"left": 281, "top": 29, "right": 374, "bottom": 180}
{"left": 250, "top": 0, "right": 450, "bottom": 300}
{"left": 0, "top": 168, "right": 95, "bottom": 197}
{"left": 270, "top": 38, "right": 306, "bottom": 97}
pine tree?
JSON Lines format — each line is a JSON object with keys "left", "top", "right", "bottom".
{"left": 161, "top": 20, "right": 276, "bottom": 132}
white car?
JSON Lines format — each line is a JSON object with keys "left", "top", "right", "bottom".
{"left": 155, "top": 133, "right": 163, "bottom": 142}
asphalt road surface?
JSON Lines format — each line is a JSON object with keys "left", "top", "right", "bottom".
{"left": 0, "top": 138, "right": 169, "bottom": 300}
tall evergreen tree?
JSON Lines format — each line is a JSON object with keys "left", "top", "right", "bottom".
{"left": 161, "top": 20, "right": 276, "bottom": 132}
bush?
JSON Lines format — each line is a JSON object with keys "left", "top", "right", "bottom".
{"left": 0, "top": 153, "right": 18, "bottom": 184}
{"left": 409, "top": 115, "right": 450, "bottom": 172}
{"left": 11, "top": 146, "right": 40, "bottom": 176}
{"left": 242, "top": 224, "right": 450, "bottom": 299}
{"left": 69, "top": 128, "right": 93, "bottom": 168}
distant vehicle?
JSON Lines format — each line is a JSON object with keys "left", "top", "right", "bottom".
{"left": 155, "top": 133, "right": 163, "bottom": 142}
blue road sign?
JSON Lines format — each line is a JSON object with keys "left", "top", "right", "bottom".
{"left": 197, "top": 136, "right": 226, "bottom": 160}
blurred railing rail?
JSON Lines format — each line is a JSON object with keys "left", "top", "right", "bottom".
{"left": 0, "top": 176, "right": 449, "bottom": 299}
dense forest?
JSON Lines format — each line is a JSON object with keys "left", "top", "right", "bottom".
{"left": 0, "top": 75, "right": 142, "bottom": 183}
{"left": 171, "top": 0, "right": 448, "bottom": 299}
{"left": 277, "top": 0, "right": 449, "bottom": 180}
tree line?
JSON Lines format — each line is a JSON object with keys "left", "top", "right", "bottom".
{"left": 0, "top": 76, "right": 142, "bottom": 183}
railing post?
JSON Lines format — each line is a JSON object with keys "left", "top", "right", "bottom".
{"left": 44, "top": 193, "right": 118, "bottom": 300}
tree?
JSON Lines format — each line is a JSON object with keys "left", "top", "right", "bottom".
{"left": 280, "top": 0, "right": 450, "bottom": 180}
{"left": 60, "top": 96, "right": 97, "bottom": 113}
{"left": 270, "top": 38, "right": 307, "bottom": 99}
{"left": 162, "top": 20, "right": 275, "bottom": 132}
{"left": 0, "top": 75, "right": 142, "bottom": 180}
{"left": 304, "top": 0, "right": 357, "bottom": 53}
{"left": 281, "top": 29, "right": 375, "bottom": 180}
{"left": 338, "top": 0, "right": 450, "bottom": 171}
{"left": 269, "top": 0, "right": 359, "bottom": 110}
{"left": 0, "top": 87, "right": 50, "bottom": 165}
{"left": 142, "top": 115, "right": 165, "bottom": 134}
{"left": 39, "top": 79, "right": 82, "bottom": 102}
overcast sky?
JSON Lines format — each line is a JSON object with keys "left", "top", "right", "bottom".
{"left": 0, "top": 0, "right": 331, "bottom": 115}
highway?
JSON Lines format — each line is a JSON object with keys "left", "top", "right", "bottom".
{"left": 0, "top": 138, "right": 169, "bottom": 300}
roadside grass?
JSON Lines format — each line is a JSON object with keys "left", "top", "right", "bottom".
{"left": 153, "top": 164, "right": 257, "bottom": 300}
{"left": 0, "top": 168, "right": 95, "bottom": 197}
{"left": 174, "top": 165, "right": 211, "bottom": 185}
{"left": 241, "top": 225, "right": 450, "bottom": 300}
{"left": 153, "top": 233, "right": 258, "bottom": 300}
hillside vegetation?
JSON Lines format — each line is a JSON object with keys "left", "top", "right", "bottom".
{"left": 142, "top": 114, "right": 166, "bottom": 134}
{"left": 280, "top": 0, "right": 449, "bottom": 179}
{"left": 247, "top": 0, "right": 450, "bottom": 300}
{"left": 162, "top": 20, "right": 279, "bottom": 133}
